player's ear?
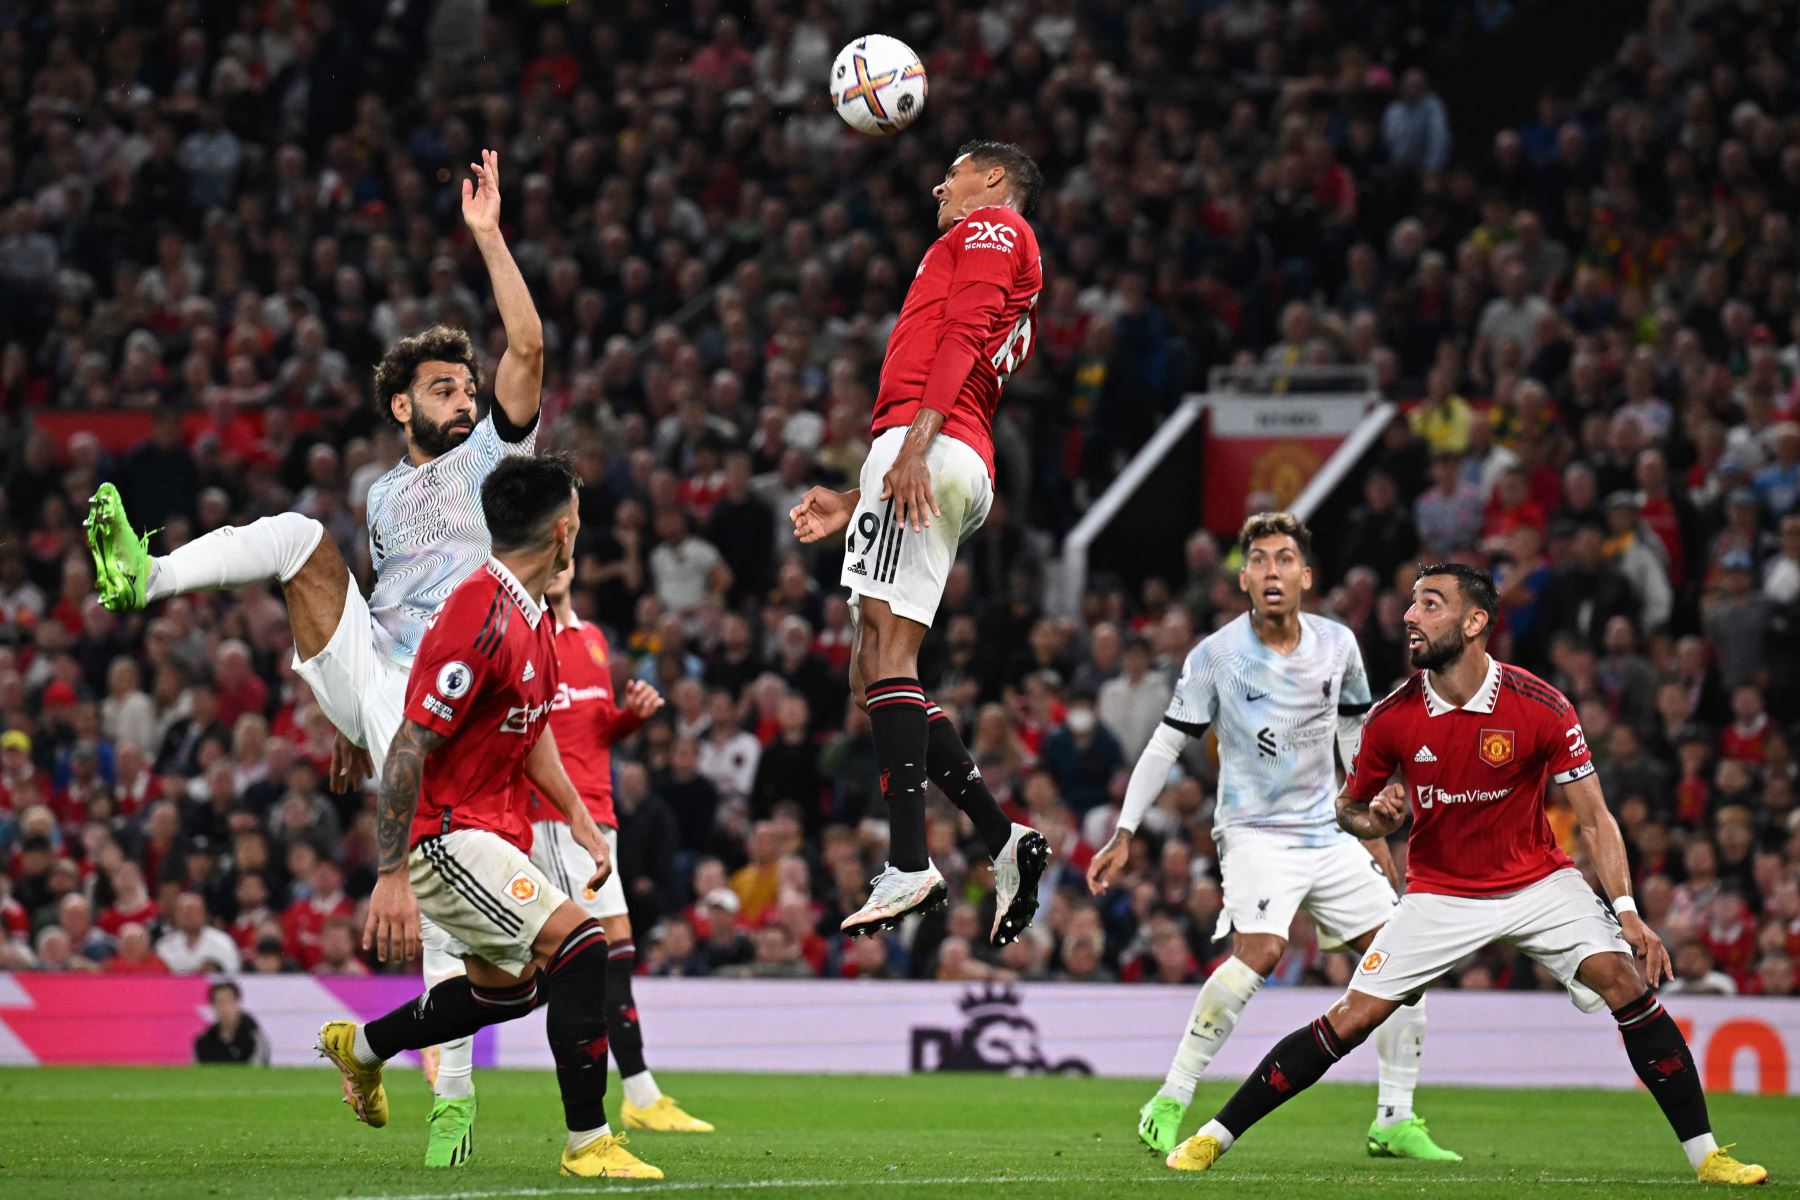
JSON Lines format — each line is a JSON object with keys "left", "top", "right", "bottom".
{"left": 389, "top": 391, "right": 411, "bottom": 425}
{"left": 985, "top": 163, "right": 1007, "bottom": 193}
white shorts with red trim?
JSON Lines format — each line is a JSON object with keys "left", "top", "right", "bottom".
{"left": 839, "top": 427, "right": 993, "bottom": 628}
{"left": 1351, "top": 867, "right": 1632, "bottom": 1013}
{"left": 410, "top": 829, "right": 567, "bottom": 975}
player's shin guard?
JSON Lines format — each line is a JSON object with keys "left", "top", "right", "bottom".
{"left": 363, "top": 973, "right": 540, "bottom": 1061}
{"left": 1613, "top": 990, "right": 1711, "bottom": 1144}
{"left": 544, "top": 918, "right": 612, "bottom": 1132}
{"left": 1163, "top": 956, "right": 1265, "bottom": 1105}
{"left": 925, "top": 703, "right": 1012, "bottom": 858}
{"left": 1373, "top": 995, "right": 1426, "bottom": 1125}
{"left": 1213, "top": 1016, "right": 1350, "bottom": 1143}
{"left": 867, "top": 678, "right": 931, "bottom": 871}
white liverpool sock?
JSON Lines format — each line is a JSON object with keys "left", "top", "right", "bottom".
{"left": 1374, "top": 994, "right": 1427, "bottom": 1127}
{"left": 1160, "top": 956, "right": 1266, "bottom": 1106}
{"left": 1682, "top": 1132, "right": 1720, "bottom": 1170}
{"left": 351, "top": 1023, "right": 382, "bottom": 1068}
{"left": 622, "top": 1070, "right": 661, "bottom": 1109}
{"left": 1197, "top": 1118, "right": 1236, "bottom": 1152}
{"left": 567, "top": 1124, "right": 613, "bottom": 1153}
{"left": 434, "top": 1036, "right": 474, "bottom": 1099}
{"left": 146, "top": 512, "right": 323, "bottom": 600}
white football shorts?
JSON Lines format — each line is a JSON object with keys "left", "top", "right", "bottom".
{"left": 292, "top": 574, "right": 409, "bottom": 767}
{"left": 531, "top": 820, "right": 627, "bottom": 920}
{"left": 1352, "top": 867, "right": 1632, "bottom": 1013}
{"left": 839, "top": 426, "right": 993, "bottom": 627}
{"left": 410, "top": 829, "right": 566, "bottom": 976}
{"left": 1215, "top": 831, "right": 1399, "bottom": 950}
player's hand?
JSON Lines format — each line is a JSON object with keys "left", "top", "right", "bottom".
{"left": 577, "top": 821, "right": 615, "bottom": 895}
{"left": 329, "top": 733, "right": 373, "bottom": 796}
{"left": 622, "top": 679, "right": 664, "bottom": 719}
{"left": 881, "top": 452, "right": 939, "bottom": 533}
{"left": 1367, "top": 782, "right": 1408, "bottom": 836}
{"left": 790, "top": 486, "right": 855, "bottom": 543}
{"left": 1086, "top": 829, "right": 1131, "bottom": 895}
{"left": 364, "top": 872, "right": 421, "bottom": 964}
{"left": 1620, "top": 911, "right": 1673, "bottom": 987}
{"left": 461, "top": 148, "right": 502, "bottom": 234}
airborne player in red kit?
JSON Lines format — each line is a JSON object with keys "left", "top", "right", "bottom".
{"left": 790, "top": 141, "right": 1050, "bottom": 944}
{"left": 1165, "top": 563, "right": 1767, "bottom": 1185}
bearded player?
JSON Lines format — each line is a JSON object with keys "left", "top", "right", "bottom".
{"left": 791, "top": 141, "right": 1050, "bottom": 944}
{"left": 509, "top": 561, "right": 713, "bottom": 1134}
{"left": 1088, "top": 513, "right": 1457, "bottom": 1163}
{"left": 86, "top": 150, "right": 541, "bottom": 1165}
{"left": 317, "top": 454, "right": 660, "bottom": 1180}
{"left": 1165, "top": 563, "right": 1767, "bottom": 1185}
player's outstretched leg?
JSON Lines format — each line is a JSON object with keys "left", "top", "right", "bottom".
{"left": 608, "top": 919, "right": 714, "bottom": 1133}
{"left": 317, "top": 972, "right": 540, "bottom": 1131}
{"left": 923, "top": 703, "right": 1049, "bottom": 945}
{"left": 1138, "top": 955, "right": 1266, "bottom": 1154}
{"left": 541, "top": 914, "right": 662, "bottom": 1179}
{"left": 1366, "top": 996, "right": 1460, "bottom": 1161}
{"left": 1170, "top": 991, "right": 1393, "bottom": 1172}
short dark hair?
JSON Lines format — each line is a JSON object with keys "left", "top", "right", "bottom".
{"left": 959, "top": 140, "right": 1043, "bottom": 217}
{"left": 208, "top": 980, "right": 241, "bottom": 1003}
{"left": 1417, "top": 562, "right": 1498, "bottom": 626}
{"left": 1238, "top": 511, "right": 1313, "bottom": 563}
{"left": 481, "top": 453, "right": 582, "bottom": 552}
{"left": 372, "top": 324, "right": 482, "bottom": 427}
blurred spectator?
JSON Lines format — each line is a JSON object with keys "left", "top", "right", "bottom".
{"left": 156, "top": 893, "right": 241, "bottom": 974}
{"left": 193, "top": 981, "right": 269, "bottom": 1065}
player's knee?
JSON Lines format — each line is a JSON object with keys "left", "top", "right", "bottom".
{"left": 1323, "top": 993, "right": 1387, "bottom": 1049}
{"left": 1579, "top": 950, "right": 1646, "bottom": 1007}
{"left": 1233, "top": 934, "right": 1286, "bottom": 976}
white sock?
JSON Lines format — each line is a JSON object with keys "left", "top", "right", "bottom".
{"left": 1682, "top": 1132, "right": 1720, "bottom": 1170}
{"left": 567, "top": 1124, "right": 612, "bottom": 1153}
{"left": 1197, "top": 1119, "right": 1235, "bottom": 1153}
{"left": 351, "top": 1023, "right": 382, "bottom": 1068}
{"left": 1162, "top": 956, "right": 1266, "bottom": 1106}
{"left": 1374, "top": 995, "right": 1426, "bottom": 1127}
{"left": 146, "top": 512, "right": 323, "bottom": 600}
{"left": 622, "top": 1070, "right": 661, "bottom": 1109}
{"left": 434, "top": 1036, "right": 474, "bottom": 1100}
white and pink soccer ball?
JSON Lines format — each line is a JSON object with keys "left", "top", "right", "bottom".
{"left": 830, "top": 35, "right": 928, "bottom": 137}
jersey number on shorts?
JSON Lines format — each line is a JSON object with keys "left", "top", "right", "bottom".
{"left": 847, "top": 511, "right": 881, "bottom": 555}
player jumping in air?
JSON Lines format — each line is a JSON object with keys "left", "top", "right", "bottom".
{"left": 513, "top": 561, "right": 714, "bottom": 1134}
{"left": 1165, "top": 563, "right": 1767, "bottom": 1185}
{"left": 790, "top": 141, "right": 1050, "bottom": 944}
{"left": 1088, "top": 513, "right": 1459, "bottom": 1163}
{"left": 86, "top": 150, "right": 537, "bottom": 1166}
{"left": 316, "top": 454, "right": 661, "bottom": 1180}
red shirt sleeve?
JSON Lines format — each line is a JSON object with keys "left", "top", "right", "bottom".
{"left": 1545, "top": 691, "right": 1595, "bottom": 784}
{"left": 403, "top": 593, "right": 496, "bottom": 739}
{"left": 1343, "top": 703, "right": 1401, "bottom": 801}
{"left": 919, "top": 207, "right": 1028, "bottom": 416}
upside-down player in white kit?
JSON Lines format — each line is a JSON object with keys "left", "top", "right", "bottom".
{"left": 1087, "top": 512, "right": 1460, "bottom": 1163}
{"left": 85, "top": 150, "right": 553, "bottom": 1167}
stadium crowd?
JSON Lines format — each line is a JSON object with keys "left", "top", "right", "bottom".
{"left": 0, "top": 0, "right": 1797, "bottom": 1003}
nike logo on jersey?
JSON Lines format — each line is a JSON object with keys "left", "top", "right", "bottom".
{"left": 521, "top": 660, "right": 536, "bottom": 682}
{"left": 1414, "top": 745, "right": 1438, "bottom": 763}
{"left": 1246, "top": 691, "right": 1268, "bottom": 702}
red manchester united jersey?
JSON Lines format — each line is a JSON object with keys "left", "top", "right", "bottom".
{"left": 1345, "top": 656, "right": 1594, "bottom": 898}
{"left": 403, "top": 558, "right": 560, "bottom": 852}
{"left": 872, "top": 204, "right": 1042, "bottom": 479}
{"left": 522, "top": 616, "right": 643, "bottom": 830}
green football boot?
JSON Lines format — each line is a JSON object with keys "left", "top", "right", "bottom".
{"left": 84, "top": 483, "right": 155, "bottom": 613}
{"left": 1367, "top": 1115, "right": 1462, "bottom": 1161}
{"left": 1138, "top": 1094, "right": 1186, "bottom": 1155}
{"left": 424, "top": 1095, "right": 477, "bottom": 1168}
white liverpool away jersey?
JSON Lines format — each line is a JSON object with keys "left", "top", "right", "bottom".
{"left": 365, "top": 413, "right": 536, "bottom": 665}
{"left": 1165, "top": 612, "right": 1372, "bottom": 846}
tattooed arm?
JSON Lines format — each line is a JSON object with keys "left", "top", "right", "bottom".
{"left": 363, "top": 719, "right": 447, "bottom": 963}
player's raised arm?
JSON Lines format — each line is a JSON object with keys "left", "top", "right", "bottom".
{"left": 462, "top": 148, "right": 544, "bottom": 430}
{"left": 523, "top": 727, "right": 613, "bottom": 892}
{"left": 1560, "top": 771, "right": 1671, "bottom": 985}
{"left": 366, "top": 717, "right": 446, "bottom": 963}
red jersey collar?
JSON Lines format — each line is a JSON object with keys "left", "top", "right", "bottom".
{"left": 1421, "top": 655, "right": 1502, "bottom": 717}
{"left": 484, "top": 558, "right": 543, "bottom": 628}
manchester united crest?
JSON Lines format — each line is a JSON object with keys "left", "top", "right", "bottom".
{"left": 588, "top": 642, "right": 607, "bottom": 667}
{"left": 1478, "top": 728, "right": 1515, "bottom": 767}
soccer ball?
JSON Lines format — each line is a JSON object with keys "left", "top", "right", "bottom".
{"left": 830, "top": 35, "right": 927, "bottom": 137}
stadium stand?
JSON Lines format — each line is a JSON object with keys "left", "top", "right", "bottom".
{"left": 0, "top": 0, "right": 1796, "bottom": 1005}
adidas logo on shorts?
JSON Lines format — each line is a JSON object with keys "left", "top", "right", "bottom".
{"left": 847, "top": 559, "right": 868, "bottom": 576}
{"left": 522, "top": 660, "right": 536, "bottom": 682}
{"left": 1413, "top": 745, "right": 1437, "bottom": 763}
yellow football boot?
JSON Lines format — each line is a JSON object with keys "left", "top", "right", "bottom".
{"left": 316, "top": 1020, "right": 389, "bottom": 1128}
{"left": 1698, "top": 1145, "right": 1769, "bottom": 1185}
{"left": 559, "top": 1132, "right": 664, "bottom": 1179}
{"left": 1167, "top": 1133, "right": 1224, "bottom": 1172}
{"left": 622, "top": 1094, "right": 715, "bottom": 1132}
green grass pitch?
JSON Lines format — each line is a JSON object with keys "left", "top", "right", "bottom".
{"left": 2, "top": 1067, "right": 1795, "bottom": 1198}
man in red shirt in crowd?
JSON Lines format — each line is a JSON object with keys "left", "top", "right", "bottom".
{"left": 1166, "top": 563, "right": 1766, "bottom": 1185}
{"left": 281, "top": 859, "right": 354, "bottom": 970}
{"left": 315, "top": 455, "right": 660, "bottom": 1180}
{"left": 790, "top": 140, "right": 1049, "bottom": 944}
{"left": 514, "top": 561, "right": 712, "bottom": 1133}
